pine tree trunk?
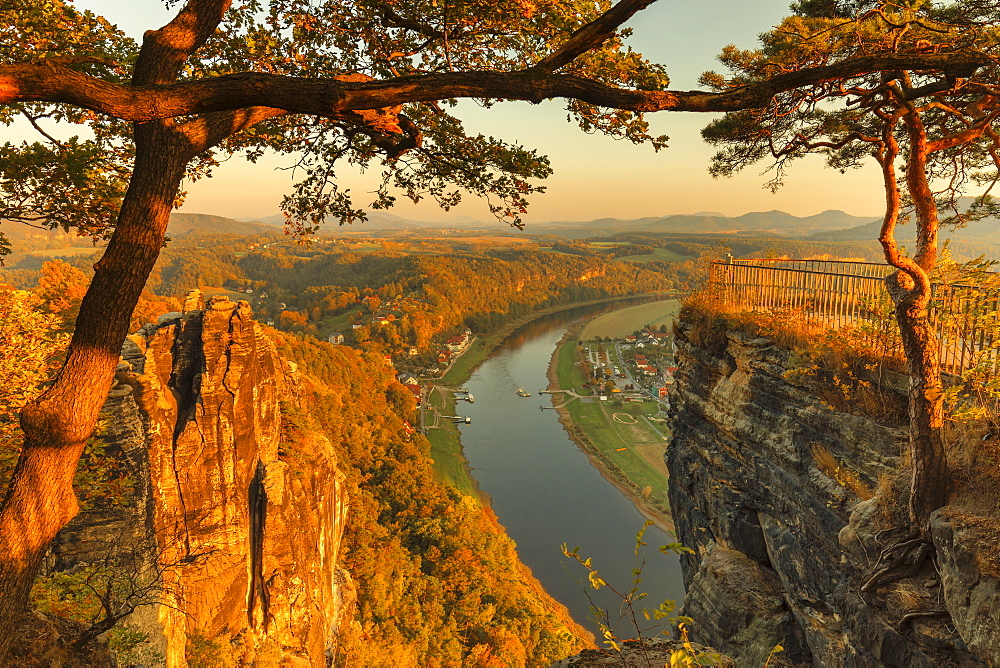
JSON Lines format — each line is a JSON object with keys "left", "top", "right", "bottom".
{"left": 0, "top": 121, "right": 189, "bottom": 657}
{"left": 886, "top": 274, "right": 948, "bottom": 530}
{"left": 877, "top": 104, "right": 949, "bottom": 534}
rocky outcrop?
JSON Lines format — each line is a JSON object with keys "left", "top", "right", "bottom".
{"left": 931, "top": 510, "right": 1000, "bottom": 661}
{"left": 667, "top": 321, "right": 1000, "bottom": 666}
{"left": 53, "top": 297, "right": 351, "bottom": 666}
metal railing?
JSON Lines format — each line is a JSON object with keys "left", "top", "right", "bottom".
{"left": 709, "top": 257, "right": 1000, "bottom": 373}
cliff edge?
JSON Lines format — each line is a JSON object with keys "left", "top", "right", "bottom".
{"left": 667, "top": 317, "right": 1000, "bottom": 666}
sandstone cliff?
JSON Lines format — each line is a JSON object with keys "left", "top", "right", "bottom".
{"left": 668, "top": 319, "right": 1000, "bottom": 666}
{"left": 52, "top": 296, "right": 352, "bottom": 666}
{"left": 44, "top": 294, "right": 590, "bottom": 666}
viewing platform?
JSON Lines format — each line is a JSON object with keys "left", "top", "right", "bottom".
{"left": 710, "top": 257, "right": 1000, "bottom": 374}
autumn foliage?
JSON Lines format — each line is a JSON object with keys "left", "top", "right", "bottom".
{"left": 271, "top": 330, "right": 591, "bottom": 664}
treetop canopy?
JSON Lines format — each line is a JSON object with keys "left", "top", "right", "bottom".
{"left": 0, "top": 0, "right": 995, "bottom": 242}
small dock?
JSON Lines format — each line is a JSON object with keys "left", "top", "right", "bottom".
{"left": 442, "top": 415, "right": 472, "bottom": 424}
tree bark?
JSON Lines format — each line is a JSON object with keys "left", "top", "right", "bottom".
{"left": 898, "top": 107, "right": 948, "bottom": 529}
{"left": 0, "top": 121, "right": 190, "bottom": 657}
{"left": 876, "top": 95, "right": 949, "bottom": 531}
{"left": 887, "top": 276, "right": 948, "bottom": 528}
{"left": 0, "top": 3, "right": 227, "bottom": 652}
{"left": 0, "top": 52, "right": 990, "bottom": 120}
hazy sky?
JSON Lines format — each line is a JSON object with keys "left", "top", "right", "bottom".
{"left": 72, "top": 1, "right": 886, "bottom": 223}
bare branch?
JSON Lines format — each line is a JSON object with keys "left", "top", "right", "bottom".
{"left": 927, "top": 106, "right": 1000, "bottom": 152}
{"left": 19, "top": 110, "right": 68, "bottom": 148}
{"left": 532, "top": 0, "right": 658, "bottom": 73}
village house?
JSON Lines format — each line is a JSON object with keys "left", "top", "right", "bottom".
{"left": 397, "top": 372, "right": 419, "bottom": 386}
{"left": 327, "top": 332, "right": 345, "bottom": 345}
{"left": 445, "top": 331, "right": 471, "bottom": 352}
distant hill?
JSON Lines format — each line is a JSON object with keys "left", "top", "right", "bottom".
{"left": 806, "top": 220, "right": 884, "bottom": 242}
{"left": 1, "top": 213, "right": 273, "bottom": 252}
{"left": 806, "top": 202, "right": 1000, "bottom": 260}
{"left": 509, "top": 209, "right": 878, "bottom": 236}
{"left": 1, "top": 222, "right": 86, "bottom": 250}
{"left": 168, "top": 213, "right": 273, "bottom": 236}
{"left": 244, "top": 211, "right": 494, "bottom": 231}
{"left": 630, "top": 209, "right": 877, "bottom": 235}
{"left": 240, "top": 208, "right": 880, "bottom": 237}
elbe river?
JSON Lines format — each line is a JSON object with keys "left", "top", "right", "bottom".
{"left": 455, "top": 301, "right": 685, "bottom": 639}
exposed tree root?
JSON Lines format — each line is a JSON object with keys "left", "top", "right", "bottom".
{"left": 896, "top": 610, "right": 949, "bottom": 634}
{"left": 861, "top": 532, "right": 933, "bottom": 592}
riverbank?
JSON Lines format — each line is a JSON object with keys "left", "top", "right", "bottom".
{"left": 547, "top": 324, "right": 676, "bottom": 536}
{"left": 425, "top": 293, "right": 675, "bottom": 495}
{"left": 440, "top": 293, "right": 676, "bottom": 387}
{"left": 431, "top": 302, "right": 687, "bottom": 638}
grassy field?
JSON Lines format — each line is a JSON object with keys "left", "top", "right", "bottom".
{"left": 616, "top": 247, "right": 692, "bottom": 263}
{"left": 423, "top": 389, "right": 480, "bottom": 498}
{"left": 551, "top": 327, "right": 674, "bottom": 526}
{"left": 318, "top": 311, "right": 355, "bottom": 338}
{"left": 202, "top": 286, "right": 250, "bottom": 301}
{"left": 580, "top": 299, "right": 680, "bottom": 339}
{"left": 440, "top": 336, "right": 495, "bottom": 385}
{"left": 562, "top": 399, "right": 672, "bottom": 512}
{"left": 27, "top": 247, "right": 102, "bottom": 258}
{"left": 554, "top": 333, "right": 589, "bottom": 390}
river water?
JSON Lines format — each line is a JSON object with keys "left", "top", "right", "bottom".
{"left": 456, "top": 302, "right": 686, "bottom": 639}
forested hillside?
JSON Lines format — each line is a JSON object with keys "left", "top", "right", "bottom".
{"left": 0, "top": 228, "right": 889, "bottom": 367}
{"left": 0, "top": 279, "right": 589, "bottom": 664}
{"left": 272, "top": 332, "right": 589, "bottom": 664}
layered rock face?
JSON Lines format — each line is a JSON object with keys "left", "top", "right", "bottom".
{"left": 56, "top": 297, "right": 351, "bottom": 666}
{"left": 667, "top": 322, "right": 1000, "bottom": 666}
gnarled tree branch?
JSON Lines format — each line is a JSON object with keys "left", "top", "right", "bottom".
{"left": 0, "top": 52, "right": 993, "bottom": 125}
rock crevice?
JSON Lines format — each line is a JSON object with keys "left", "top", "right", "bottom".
{"left": 53, "top": 297, "right": 352, "bottom": 666}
